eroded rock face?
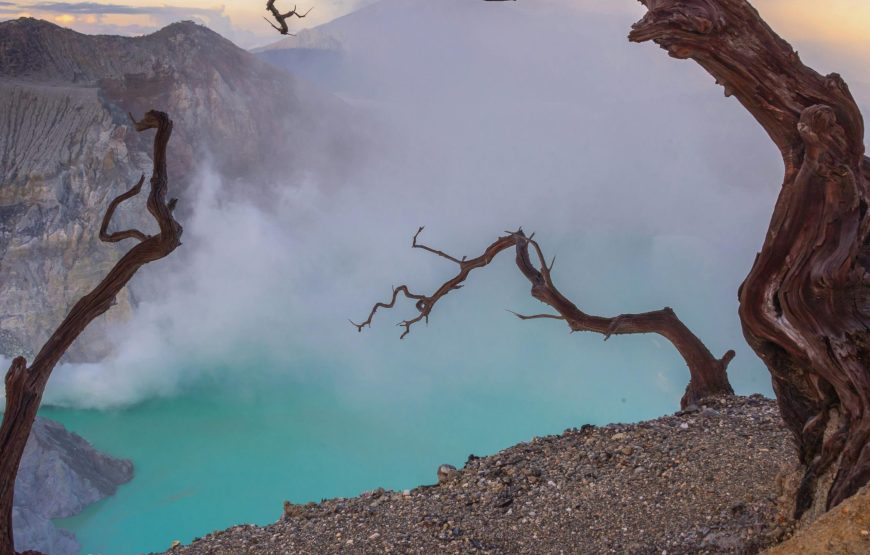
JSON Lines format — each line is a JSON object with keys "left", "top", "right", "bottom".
{"left": 13, "top": 417, "right": 134, "bottom": 555}
{"left": 0, "top": 18, "right": 354, "bottom": 360}
{"left": 16, "top": 417, "right": 134, "bottom": 518}
{"left": 0, "top": 81, "right": 142, "bottom": 361}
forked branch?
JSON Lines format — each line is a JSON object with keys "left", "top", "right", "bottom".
{"left": 354, "top": 228, "right": 734, "bottom": 408}
{"left": 351, "top": 285, "right": 427, "bottom": 339}
{"left": 99, "top": 174, "right": 148, "bottom": 243}
{"left": 352, "top": 228, "right": 516, "bottom": 339}
{"left": 265, "top": 0, "right": 312, "bottom": 35}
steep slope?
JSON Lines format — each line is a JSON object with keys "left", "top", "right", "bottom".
{"left": 0, "top": 79, "right": 142, "bottom": 361}
{"left": 765, "top": 483, "right": 870, "bottom": 554}
{"left": 0, "top": 18, "right": 353, "bottom": 360}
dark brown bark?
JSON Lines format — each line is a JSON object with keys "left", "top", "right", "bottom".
{"left": 0, "top": 111, "right": 182, "bottom": 555}
{"left": 354, "top": 227, "right": 734, "bottom": 409}
{"left": 629, "top": 0, "right": 870, "bottom": 517}
{"left": 264, "top": 0, "right": 311, "bottom": 35}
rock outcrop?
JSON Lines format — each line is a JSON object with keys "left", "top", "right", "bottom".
{"left": 11, "top": 507, "right": 77, "bottom": 555}
{"left": 13, "top": 417, "right": 134, "bottom": 555}
{"left": 0, "top": 80, "right": 144, "bottom": 361}
{"left": 0, "top": 18, "right": 353, "bottom": 361}
{"left": 765, "top": 483, "right": 870, "bottom": 554}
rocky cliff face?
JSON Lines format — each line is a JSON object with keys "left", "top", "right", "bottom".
{"left": 0, "top": 80, "right": 143, "bottom": 360}
{"left": 0, "top": 18, "right": 353, "bottom": 360}
{"left": 13, "top": 417, "right": 134, "bottom": 555}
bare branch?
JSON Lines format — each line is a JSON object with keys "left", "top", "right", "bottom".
{"left": 354, "top": 231, "right": 519, "bottom": 338}
{"left": 265, "top": 0, "right": 312, "bottom": 35}
{"left": 0, "top": 110, "right": 183, "bottom": 552}
{"left": 356, "top": 228, "right": 733, "bottom": 408}
{"left": 350, "top": 285, "right": 426, "bottom": 334}
{"left": 411, "top": 226, "right": 463, "bottom": 265}
{"left": 99, "top": 174, "right": 149, "bottom": 243}
{"left": 527, "top": 236, "right": 555, "bottom": 285}
{"left": 506, "top": 310, "right": 565, "bottom": 322}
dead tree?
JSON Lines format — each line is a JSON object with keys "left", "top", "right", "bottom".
{"left": 265, "top": 0, "right": 311, "bottom": 35}
{"left": 0, "top": 111, "right": 182, "bottom": 555}
{"left": 354, "top": 227, "right": 734, "bottom": 409}
{"left": 629, "top": 0, "right": 870, "bottom": 517}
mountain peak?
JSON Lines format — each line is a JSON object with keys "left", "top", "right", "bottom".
{"left": 0, "top": 16, "right": 64, "bottom": 30}
{"left": 150, "top": 19, "right": 221, "bottom": 40}
{"left": 0, "top": 17, "right": 208, "bottom": 38}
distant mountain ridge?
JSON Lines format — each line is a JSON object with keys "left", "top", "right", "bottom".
{"left": 1, "top": 18, "right": 243, "bottom": 82}
{"left": 0, "top": 18, "right": 354, "bottom": 361}
{"left": 0, "top": 17, "right": 345, "bottom": 186}
{"left": 253, "top": 26, "right": 344, "bottom": 54}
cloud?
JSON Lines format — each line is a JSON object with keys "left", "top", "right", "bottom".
{"left": 23, "top": 0, "right": 793, "bottom": 410}
{"left": 27, "top": 2, "right": 219, "bottom": 15}
{"left": 0, "top": 1, "right": 383, "bottom": 48}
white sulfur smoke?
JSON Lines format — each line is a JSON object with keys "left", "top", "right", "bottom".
{"left": 39, "top": 0, "right": 868, "bottom": 410}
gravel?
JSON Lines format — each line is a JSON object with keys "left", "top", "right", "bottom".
{"left": 162, "top": 395, "right": 795, "bottom": 554}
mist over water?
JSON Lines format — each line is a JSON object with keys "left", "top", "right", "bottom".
{"left": 23, "top": 0, "right": 870, "bottom": 552}
{"left": 44, "top": 0, "right": 787, "bottom": 409}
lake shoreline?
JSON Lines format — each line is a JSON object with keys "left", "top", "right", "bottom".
{"left": 163, "top": 394, "right": 796, "bottom": 554}
{"left": 14, "top": 417, "right": 133, "bottom": 555}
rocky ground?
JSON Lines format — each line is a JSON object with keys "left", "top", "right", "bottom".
{"left": 164, "top": 395, "right": 796, "bottom": 554}
{"left": 766, "top": 482, "right": 870, "bottom": 555}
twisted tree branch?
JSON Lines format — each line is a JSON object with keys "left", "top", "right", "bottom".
{"left": 99, "top": 174, "right": 149, "bottom": 243}
{"left": 265, "top": 0, "right": 312, "bottom": 35}
{"left": 0, "top": 110, "right": 182, "bottom": 555}
{"left": 351, "top": 285, "right": 427, "bottom": 339}
{"left": 506, "top": 310, "right": 565, "bottom": 322}
{"left": 355, "top": 228, "right": 734, "bottom": 407}
{"left": 412, "top": 226, "right": 464, "bottom": 264}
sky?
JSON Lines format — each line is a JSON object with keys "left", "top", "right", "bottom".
{"left": 1, "top": 0, "right": 870, "bottom": 51}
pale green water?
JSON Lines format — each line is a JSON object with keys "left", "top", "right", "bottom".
{"left": 39, "top": 354, "right": 695, "bottom": 555}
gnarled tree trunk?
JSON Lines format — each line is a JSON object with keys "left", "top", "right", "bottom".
{"left": 355, "top": 228, "right": 734, "bottom": 409}
{"left": 0, "top": 111, "right": 182, "bottom": 555}
{"left": 630, "top": 0, "right": 870, "bottom": 518}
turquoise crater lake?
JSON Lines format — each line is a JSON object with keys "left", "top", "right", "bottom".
{"left": 40, "top": 343, "right": 771, "bottom": 555}
{"left": 32, "top": 231, "right": 773, "bottom": 555}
